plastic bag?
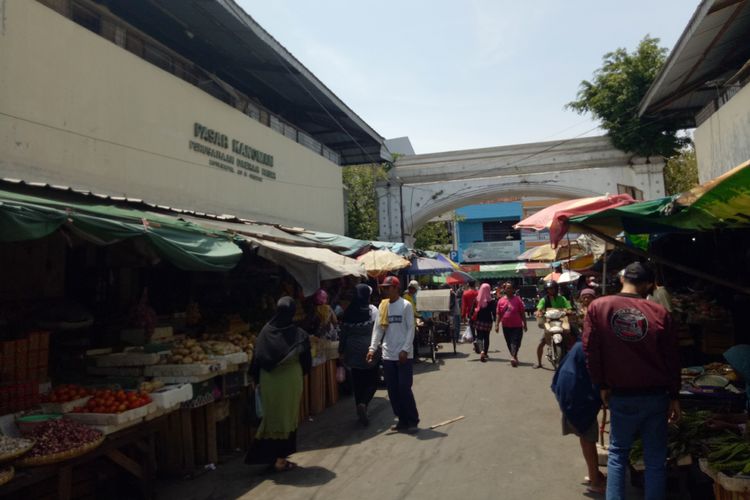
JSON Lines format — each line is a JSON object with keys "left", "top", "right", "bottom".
{"left": 461, "top": 325, "right": 474, "bottom": 343}
{"left": 336, "top": 365, "right": 346, "bottom": 383}
{"left": 254, "top": 386, "right": 263, "bottom": 419}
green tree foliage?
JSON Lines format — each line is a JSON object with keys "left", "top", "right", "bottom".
{"left": 413, "top": 221, "right": 452, "bottom": 252}
{"left": 342, "top": 164, "right": 389, "bottom": 240}
{"left": 567, "top": 36, "right": 689, "bottom": 158}
{"left": 664, "top": 146, "right": 699, "bottom": 195}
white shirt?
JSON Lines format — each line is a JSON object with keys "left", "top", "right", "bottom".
{"left": 370, "top": 298, "right": 415, "bottom": 361}
{"left": 368, "top": 304, "right": 379, "bottom": 323}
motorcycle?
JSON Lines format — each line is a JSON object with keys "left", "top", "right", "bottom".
{"left": 543, "top": 308, "right": 570, "bottom": 369}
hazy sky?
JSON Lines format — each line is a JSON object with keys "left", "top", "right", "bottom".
{"left": 239, "top": 1, "right": 698, "bottom": 155}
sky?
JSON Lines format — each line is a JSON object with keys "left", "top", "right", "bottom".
{"left": 239, "top": 0, "right": 699, "bottom": 155}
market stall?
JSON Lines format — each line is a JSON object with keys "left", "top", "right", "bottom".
{"left": 0, "top": 184, "right": 365, "bottom": 497}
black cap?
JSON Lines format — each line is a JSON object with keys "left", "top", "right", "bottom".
{"left": 622, "top": 262, "right": 654, "bottom": 283}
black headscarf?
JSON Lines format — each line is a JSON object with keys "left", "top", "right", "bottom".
{"left": 250, "top": 297, "right": 310, "bottom": 380}
{"left": 342, "top": 284, "right": 372, "bottom": 324}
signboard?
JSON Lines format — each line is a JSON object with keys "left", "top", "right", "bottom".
{"left": 461, "top": 240, "right": 521, "bottom": 263}
{"left": 449, "top": 250, "right": 459, "bottom": 262}
{"left": 188, "top": 122, "right": 276, "bottom": 183}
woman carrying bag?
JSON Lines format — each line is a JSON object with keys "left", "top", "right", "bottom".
{"left": 246, "top": 297, "right": 311, "bottom": 473}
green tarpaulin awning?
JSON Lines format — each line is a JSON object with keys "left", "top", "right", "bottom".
{"left": 0, "top": 189, "right": 243, "bottom": 272}
{"left": 569, "top": 160, "right": 750, "bottom": 236}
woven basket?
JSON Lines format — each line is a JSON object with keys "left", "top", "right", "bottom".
{"left": 0, "top": 466, "right": 13, "bottom": 487}
{"left": 0, "top": 440, "right": 35, "bottom": 464}
{"left": 16, "top": 436, "right": 104, "bottom": 467}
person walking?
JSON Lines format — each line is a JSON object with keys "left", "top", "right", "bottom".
{"left": 339, "top": 284, "right": 380, "bottom": 426}
{"left": 535, "top": 281, "right": 572, "bottom": 369}
{"left": 552, "top": 340, "right": 605, "bottom": 494}
{"left": 472, "top": 283, "right": 496, "bottom": 362}
{"left": 495, "top": 282, "right": 527, "bottom": 367}
{"left": 461, "top": 280, "right": 479, "bottom": 340}
{"left": 246, "top": 297, "right": 311, "bottom": 472}
{"left": 403, "top": 280, "right": 421, "bottom": 362}
{"left": 367, "top": 276, "right": 420, "bottom": 434}
{"left": 583, "top": 262, "right": 680, "bottom": 500}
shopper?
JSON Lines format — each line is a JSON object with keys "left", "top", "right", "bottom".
{"left": 495, "top": 282, "right": 527, "bottom": 367}
{"left": 583, "top": 262, "right": 680, "bottom": 500}
{"left": 535, "top": 281, "right": 572, "bottom": 369}
{"left": 246, "top": 297, "right": 311, "bottom": 472}
{"left": 552, "top": 340, "right": 605, "bottom": 494}
{"left": 367, "top": 276, "right": 420, "bottom": 434}
{"left": 473, "top": 283, "right": 496, "bottom": 362}
{"left": 340, "top": 284, "right": 379, "bottom": 426}
{"left": 572, "top": 288, "right": 597, "bottom": 336}
{"left": 461, "top": 280, "right": 479, "bottom": 341}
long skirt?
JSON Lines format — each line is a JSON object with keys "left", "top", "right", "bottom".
{"left": 245, "top": 359, "right": 303, "bottom": 465}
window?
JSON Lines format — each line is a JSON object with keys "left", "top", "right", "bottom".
{"left": 617, "top": 184, "right": 644, "bottom": 200}
{"left": 482, "top": 220, "right": 520, "bottom": 241}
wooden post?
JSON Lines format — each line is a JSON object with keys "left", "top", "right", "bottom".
{"left": 205, "top": 403, "right": 218, "bottom": 465}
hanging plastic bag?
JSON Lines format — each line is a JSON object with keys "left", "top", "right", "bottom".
{"left": 336, "top": 365, "right": 346, "bottom": 383}
{"left": 461, "top": 325, "right": 474, "bottom": 343}
{"left": 254, "top": 386, "right": 263, "bottom": 420}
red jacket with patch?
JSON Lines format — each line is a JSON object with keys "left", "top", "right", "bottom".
{"left": 582, "top": 293, "right": 680, "bottom": 398}
{"left": 461, "top": 289, "right": 478, "bottom": 320}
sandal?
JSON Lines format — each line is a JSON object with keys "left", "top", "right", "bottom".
{"left": 271, "top": 460, "right": 298, "bottom": 473}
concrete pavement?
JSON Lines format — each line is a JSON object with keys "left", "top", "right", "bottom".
{"left": 158, "top": 325, "right": 614, "bottom": 500}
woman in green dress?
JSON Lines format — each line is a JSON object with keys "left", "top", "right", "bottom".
{"left": 246, "top": 296, "right": 311, "bottom": 472}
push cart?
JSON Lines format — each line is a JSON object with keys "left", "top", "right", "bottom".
{"left": 415, "top": 289, "right": 457, "bottom": 363}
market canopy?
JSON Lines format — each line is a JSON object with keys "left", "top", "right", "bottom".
{"left": 407, "top": 257, "right": 455, "bottom": 275}
{"left": 356, "top": 249, "right": 411, "bottom": 277}
{"left": 515, "top": 194, "right": 635, "bottom": 247}
{"left": 568, "top": 160, "right": 750, "bottom": 237}
{"left": 246, "top": 237, "right": 367, "bottom": 296}
{"left": 0, "top": 189, "right": 243, "bottom": 272}
{"left": 517, "top": 240, "right": 589, "bottom": 262}
{"left": 297, "top": 231, "right": 410, "bottom": 257}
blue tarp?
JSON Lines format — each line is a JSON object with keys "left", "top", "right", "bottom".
{"left": 298, "top": 231, "right": 411, "bottom": 257}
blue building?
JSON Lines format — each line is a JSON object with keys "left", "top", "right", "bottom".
{"left": 455, "top": 202, "right": 524, "bottom": 263}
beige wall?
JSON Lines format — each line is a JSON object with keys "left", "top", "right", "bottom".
{"left": 694, "top": 83, "right": 750, "bottom": 183}
{"left": 0, "top": 0, "right": 345, "bottom": 233}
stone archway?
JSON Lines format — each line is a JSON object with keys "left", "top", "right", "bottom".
{"left": 376, "top": 135, "right": 665, "bottom": 244}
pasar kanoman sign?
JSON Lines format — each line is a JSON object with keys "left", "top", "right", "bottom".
{"left": 188, "top": 122, "right": 276, "bottom": 182}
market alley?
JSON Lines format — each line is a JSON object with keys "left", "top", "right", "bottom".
{"left": 158, "top": 328, "right": 613, "bottom": 500}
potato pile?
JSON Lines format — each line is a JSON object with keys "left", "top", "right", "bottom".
{"left": 164, "top": 338, "right": 208, "bottom": 365}
{"left": 138, "top": 380, "right": 165, "bottom": 393}
{"left": 199, "top": 340, "right": 240, "bottom": 356}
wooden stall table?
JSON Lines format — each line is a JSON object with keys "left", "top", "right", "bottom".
{"left": 0, "top": 415, "right": 166, "bottom": 500}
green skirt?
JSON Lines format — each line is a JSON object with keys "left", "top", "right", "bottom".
{"left": 256, "top": 359, "right": 303, "bottom": 440}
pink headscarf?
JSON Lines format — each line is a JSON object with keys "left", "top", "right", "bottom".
{"left": 475, "top": 283, "right": 492, "bottom": 312}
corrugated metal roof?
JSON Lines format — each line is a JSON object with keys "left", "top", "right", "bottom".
{"left": 639, "top": 0, "right": 750, "bottom": 123}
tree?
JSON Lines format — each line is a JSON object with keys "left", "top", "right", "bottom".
{"left": 664, "top": 146, "right": 699, "bottom": 195}
{"left": 413, "top": 221, "right": 452, "bottom": 252}
{"left": 567, "top": 36, "right": 689, "bottom": 159}
{"left": 342, "top": 163, "right": 389, "bottom": 240}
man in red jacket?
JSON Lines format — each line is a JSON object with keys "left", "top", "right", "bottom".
{"left": 461, "top": 281, "right": 478, "bottom": 350}
{"left": 583, "top": 262, "right": 680, "bottom": 500}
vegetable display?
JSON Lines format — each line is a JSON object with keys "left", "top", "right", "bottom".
{"left": 41, "top": 384, "right": 91, "bottom": 403}
{"left": 0, "top": 436, "right": 34, "bottom": 459}
{"left": 705, "top": 434, "right": 750, "bottom": 476}
{"left": 23, "top": 419, "right": 102, "bottom": 458}
{"left": 71, "top": 389, "right": 151, "bottom": 414}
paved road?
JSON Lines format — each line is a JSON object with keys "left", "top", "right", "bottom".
{"left": 159, "top": 326, "right": 610, "bottom": 500}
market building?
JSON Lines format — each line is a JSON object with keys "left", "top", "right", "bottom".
{"left": 639, "top": 0, "right": 750, "bottom": 183}
{"left": 0, "top": 0, "right": 389, "bottom": 233}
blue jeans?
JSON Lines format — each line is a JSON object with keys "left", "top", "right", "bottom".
{"left": 382, "top": 360, "right": 419, "bottom": 427}
{"left": 607, "top": 393, "right": 669, "bottom": 500}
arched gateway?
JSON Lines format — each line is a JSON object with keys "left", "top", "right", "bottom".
{"left": 376, "top": 136, "right": 665, "bottom": 245}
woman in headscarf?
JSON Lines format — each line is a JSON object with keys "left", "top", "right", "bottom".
{"left": 246, "top": 297, "right": 311, "bottom": 472}
{"left": 495, "top": 282, "right": 527, "bottom": 367}
{"left": 339, "top": 284, "right": 379, "bottom": 425}
{"left": 472, "top": 283, "right": 496, "bottom": 362}
{"left": 313, "top": 288, "right": 338, "bottom": 339}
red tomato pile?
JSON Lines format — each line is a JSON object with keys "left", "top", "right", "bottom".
{"left": 42, "top": 384, "right": 91, "bottom": 403}
{"left": 72, "top": 389, "right": 151, "bottom": 414}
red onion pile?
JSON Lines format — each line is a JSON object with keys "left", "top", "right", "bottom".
{"left": 25, "top": 419, "right": 102, "bottom": 457}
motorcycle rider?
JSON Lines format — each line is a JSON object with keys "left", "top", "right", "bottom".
{"left": 534, "top": 281, "right": 572, "bottom": 369}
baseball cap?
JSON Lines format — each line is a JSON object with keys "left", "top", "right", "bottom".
{"left": 408, "top": 280, "right": 420, "bottom": 290}
{"left": 379, "top": 276, "right": 400, "bottom": 288}
{"left": 622, "top": 262, "right": 654, "bottom": 283}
